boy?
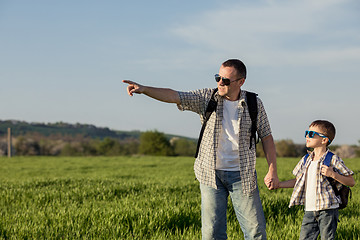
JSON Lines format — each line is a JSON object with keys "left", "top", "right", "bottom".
{"left": 273, "top": 120, "right": 355, "bottom": 240}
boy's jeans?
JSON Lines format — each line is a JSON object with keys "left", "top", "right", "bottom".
{"left": 200, "top": 170, "right": 266, "bottom": 240}
{"left": 299, "top": 209, "right": 339, "bottom": 240}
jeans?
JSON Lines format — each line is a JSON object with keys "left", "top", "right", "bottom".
{"left": 200, "top": 170, "right": 266, "bottom": 240}
{"left": 299, "top": 209, "right": 339, "bottom": 240}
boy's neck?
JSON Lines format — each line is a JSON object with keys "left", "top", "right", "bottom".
{"left": 312, "top": 146, "right": 328, "bottom": 160}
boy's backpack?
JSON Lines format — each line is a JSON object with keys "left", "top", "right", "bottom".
{"left": 194, "top": 88, "right": 259, "bottom": 158}
{"left": 303, "top": 151, "right": 352, "bottom": 209}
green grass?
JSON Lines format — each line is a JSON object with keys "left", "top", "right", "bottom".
{"left": 0, "top": 156, "right": 359, "bottom": 239}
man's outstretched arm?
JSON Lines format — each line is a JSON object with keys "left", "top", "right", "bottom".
{"left": 123, "top": 80, "right": 180, "bottom": 104}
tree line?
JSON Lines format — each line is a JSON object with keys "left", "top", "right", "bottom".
{"left": 1, "top": 130, "right": 359, "bottom": 158}
{"left": 0, "top": 130, "right": 196, "bottom": 157}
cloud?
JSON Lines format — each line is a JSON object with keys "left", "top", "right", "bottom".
{"left": 171, "top": 0, "right": 360, "bottom": 67}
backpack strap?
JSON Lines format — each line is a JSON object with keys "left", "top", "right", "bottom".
{"left": 323, "top": 151, "right": 334, "bottom": 167}
{"left": 194, "top": 88, "right": 218, "bottom": 158}
{"left": 303, "top": 152, "right": 333, "bottom": 166}
{"left": 322, "top": 151, "right": 351, "bottom": 209}
{"left": 303, "top": 153, "right": 310, "bottom": 165}
{"left": 246, "top": 91, "right": 258, "bottom": 149}
{"left": 322, "top": 151, "right": 341, "bottom": 195}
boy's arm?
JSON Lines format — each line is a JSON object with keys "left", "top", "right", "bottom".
{"left": 265, "top": 178, "right": 296, "bottom": 189}
{"left": 321, "top": 165, "right": 356, "bottom": 187}
{"left": 278, "top": 179, "right": 296, "bottom": 188}
{"left": 268, "top": 157, "right": 302, "bottom": 190}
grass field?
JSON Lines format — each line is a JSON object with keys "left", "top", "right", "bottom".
{"left": 0, "top": 156, "right": 359, "bottom": 239}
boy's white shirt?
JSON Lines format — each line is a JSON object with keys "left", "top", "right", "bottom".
{"left": 289, "top": 150, "right": 353, "bottom": 209}
{"left": 304, "top": 157, "right": 339, "bottom": 211}
{"left": 305, "top": 159, "right": 318, "bottom": 211}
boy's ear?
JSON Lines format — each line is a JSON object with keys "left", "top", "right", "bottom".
{"left": 321, "top": 137, "right": 328, "bottom": 145}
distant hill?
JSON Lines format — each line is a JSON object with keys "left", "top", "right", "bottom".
{"left": 0, "top": 120, "right": 142, "bottom": 140}
{"left": 0, "top": 120, "right": 194, "bottom": 141}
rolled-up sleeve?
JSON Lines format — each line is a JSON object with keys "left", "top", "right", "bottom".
{"left": 177, "top": 88, "right": 212, "bottom": 115}
{"left": 332, "top": 155, "right": 354, "bottom": 176}
{"left": 292, "top": 157, "right": 306, "bottom": 178}
{"left": 256, "top": 98, "right": 272, "bottom": 139}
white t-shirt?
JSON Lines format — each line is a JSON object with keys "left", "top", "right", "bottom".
{"left": 305, "top": 160, "right": 319, "bottom": 211}
{"left": 216, "top": 99, "right": 240, "bottom": 171}
{"left": 305, "top": 159, "right": 339, "bottom": 211}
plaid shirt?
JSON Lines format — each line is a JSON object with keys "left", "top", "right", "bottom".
{"left": 289, "top": 150, "right": 354, "bottom": 210}
{"left": 177, "top": 88, "right": 272, "bottom": 194}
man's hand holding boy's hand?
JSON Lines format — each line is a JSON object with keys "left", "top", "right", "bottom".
{"left": 264, "top": 171, "right": 279, "bottom": 190}
{"left": 264, "top": 178, "right": 274, "bottom": 189}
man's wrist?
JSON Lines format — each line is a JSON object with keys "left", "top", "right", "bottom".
{"left": 268, "top": 166, "right": 278, "bottom": 175}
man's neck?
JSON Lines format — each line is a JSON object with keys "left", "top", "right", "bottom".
{"left": 225, "top": 89, "right": 241, "bottom": 101}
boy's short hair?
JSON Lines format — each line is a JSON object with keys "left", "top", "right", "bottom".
{"left": 222, "top": 59, "right": 247, "bottom": 79}
{"left": 309, "top": 120, "right": 336, "bottom": 145}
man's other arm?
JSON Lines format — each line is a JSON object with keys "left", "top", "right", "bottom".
{"left": 262, "top": 134, "right": 279, "bottom": 190}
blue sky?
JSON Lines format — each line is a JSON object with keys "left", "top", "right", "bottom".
{"left": 1, "top": 0, "right": 360, "bottom": 145}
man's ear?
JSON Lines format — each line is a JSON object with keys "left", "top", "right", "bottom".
{"left": 239, "top": 78, "right": 246, "bottom": 88}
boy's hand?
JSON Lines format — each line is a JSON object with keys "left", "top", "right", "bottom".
{"left": 321, "top": 165, "right": 335, "bottom": 178}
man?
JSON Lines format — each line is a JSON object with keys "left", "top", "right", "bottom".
{"left": 123, "top": 59, "right": 279, "bottom": 240}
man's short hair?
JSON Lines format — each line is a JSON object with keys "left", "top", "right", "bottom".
{"left": 222, "top": 59, "right": 247, "bottom": 79}
{"left": 309, "top": 120, "right": 336, "bottom": 145}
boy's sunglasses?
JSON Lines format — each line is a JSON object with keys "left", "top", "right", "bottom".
{"left": 305, "top": 130, "right": 331, "bottom": 143}
{"left": 215, "top": 74, "right": 242, "bottom": 86}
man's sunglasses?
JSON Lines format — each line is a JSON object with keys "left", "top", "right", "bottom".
{"left": 305, "top": 130, "right": 331, "bottom": 143}
{"left": 215, "top": 74, "right": 242, "bottom": 86}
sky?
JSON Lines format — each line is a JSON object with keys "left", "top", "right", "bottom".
{"left": 1, "top": 0, "right": 360, "bottom": 145}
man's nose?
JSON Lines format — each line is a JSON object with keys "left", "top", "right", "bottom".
{"left": 218, "top": 78, "right": 226, "bottom": 86}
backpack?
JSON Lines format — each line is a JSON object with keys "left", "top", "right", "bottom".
{"left": 303, "top": 151, "right": 352, "bottom": 209}
{"left": 194, "top": 88, "right": 259, "bottom": 158}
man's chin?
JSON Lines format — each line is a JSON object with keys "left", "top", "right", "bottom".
{"left": 218, "top": 89, "right": 227, "bottom": 96}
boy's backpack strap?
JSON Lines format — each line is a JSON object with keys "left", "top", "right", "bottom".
{"left": 323, "top": 151, "right": 351, "bottom": 210}
{"left": 303, "top": 152, "right": 333, "bottom": 166}
{"left": 246, "top": 91, "right": 258, "bottom": 149}
{"left": 323, "top": 151, "right": 340, "bottom": 195}
{"left": 194, "top": 88, "right": 218, "bottom": 158}
{"left": 303, "top": 153, "right": 310, "bottom": 165}
{"left": 323, "top": 151, "right": 334, "bottom": 167}
{"left": 324, "top": 151, "right": 352, "bottom": 209}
